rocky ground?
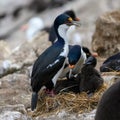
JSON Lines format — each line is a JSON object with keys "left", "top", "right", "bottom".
{"left": 0, "top": 0, "right": 120, "bottom": 120}
{"left": 0, "top": 31, "right": 120, "bottom": 120}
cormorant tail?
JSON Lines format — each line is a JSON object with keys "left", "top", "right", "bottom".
{"left": 31, "top": 92, "right": 38, "bottom": 111}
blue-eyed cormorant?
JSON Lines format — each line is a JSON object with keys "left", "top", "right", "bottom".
{"left": 31, "top": 13, "right": 81, "bottom": 111}
{"left": 60, "top": 46, "right": 98, "bottom": 80}
{"left": 62, "top": 45, "right": 87, "bottom": 80}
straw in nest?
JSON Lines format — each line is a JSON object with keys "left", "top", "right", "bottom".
{"left": 30, "top": 83, "right": 107, "bottom": 117}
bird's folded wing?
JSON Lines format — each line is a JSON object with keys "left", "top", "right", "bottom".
{"left": 43, "top": 56, "right": 65, "bottom": 74}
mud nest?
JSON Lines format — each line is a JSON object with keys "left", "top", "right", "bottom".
{"left": 30, "top": 84, "right": 107, "bottom": 117}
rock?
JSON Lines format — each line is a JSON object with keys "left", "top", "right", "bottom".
{"left": 0, "top": 104, "right": 26, "bottom": 114}
{"left": 92, "top": 10, "right": 120, "bottom": 57}
{"left": 34, "top": 110, "right": 96, "bottom": 120}
{"left": 0, "top": 73, "right": 31, "bottom": 108}
{"left": 0, "top": 41, "right": 12, "bottom": 76}
{"left": 10, "top": 31, "right": 50, "bottom": 66}
{"left": 0, "top": 111, "right": 31, "bottom": 120}
{"left": 0, "top": 32, "right": 51, "bottom": 112}
{"left": 28, "top": 0, "right": 51, "bottom": 13}
{"left": 0, "top": 103, "right": 32, "bottom": 120}
{"left": 31, "top": 32, "right": 51, "bottom": 55}
{"left": 0, "top": 41, "right": 11, "bottom": 60}
{"left": 78, "top": 110, "right": 96, "bottom": 120}
{"left": 0, "top": 32, "right": 50, "bottom": 77}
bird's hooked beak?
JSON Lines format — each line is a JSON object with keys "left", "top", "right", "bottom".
{"left": 71, "top": 20, "right": 81, "bottom": 27}
{"left": 69, "top": 64, "right": 75, "bottom": 69}
{"left": 91, "top": 52, "right": 98, "bottom": 57}
{"left": 67, "top": 17, "right": 81, "bottom": 27}
{"left": 74, "top": 17, "right": 80, "bottom": 21}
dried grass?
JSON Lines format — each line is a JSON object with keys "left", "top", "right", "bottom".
{"left": 31, "top": 83, "right": 107, "bottom": 117}
{"left": 101, "top": 71, "right": 120, "bottom": 76}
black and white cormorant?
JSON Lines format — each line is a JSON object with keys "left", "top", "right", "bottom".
{"left": 79, "top": 56, "right": 103, "bottom": 94}
{"left": 49, "top": 10, "right": 80, "bottom": 44}
{"left": 31, "top": 13, "right": 80, "bottom": 111}
{"left": 54, "top": 50, "right": 99, "bottom": 94}
{"left": 59, "top": 45, "right": 98, "bottom": 79}
{"left": 95, "top": 80, "right": 120, "bottom": 120}
{"left": 60, "top": 45, "right": 86, "bottom": 79}
{"left": 100, "top": 52, "right": 120, "bottom": 72}
{"left": 68, "top": 45, "right": 87, "bottom": 74}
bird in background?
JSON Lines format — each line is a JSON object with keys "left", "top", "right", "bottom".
{"left": 100, "top": 52, "right": 120, "bottom": 72}
{"left": 49, "top": 10, "right": 80, "bottom": 45}
{"left": 30, "top": 13, "right": 81, "bottom": 111}
{"left": 21, "top": 17, "right": 44, "bottom": 42}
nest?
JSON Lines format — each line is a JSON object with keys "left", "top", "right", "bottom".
{"left": 30, "top": 83, "right": 107, "bottom": 117}
{"left": 101, "top": 71, "right": 120, "bottom": 76}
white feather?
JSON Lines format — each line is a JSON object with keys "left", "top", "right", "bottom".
{"left": 26, "top": 17, "right": 44, "bottom": 42}
{"left": 67, "top": 25, "right": 82, "bottom": 46}
{"left": 47, "top": 59, "right": 59, "bottom": 69}
{"left": 58, "top": 24, "right": 70, "bottom": 57}
{"left": 52, "top": 61, "right": 66, "bottom": 86}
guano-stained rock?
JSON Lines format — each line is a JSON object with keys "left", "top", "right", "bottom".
{"left": 92, "top": 10, "right": 120, "bottom": 57}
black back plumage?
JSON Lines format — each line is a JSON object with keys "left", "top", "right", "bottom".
{"left": 95, "top": 80, "right": 120, "bottom": 120}
{"left": 31, "top": 42, "right": 65, "bottom": 92}
{"left": 100, "top": 52, "right": 120, "bottom": 72}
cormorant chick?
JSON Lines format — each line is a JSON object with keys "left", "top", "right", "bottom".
{"left": 80, "top": 56, "right": 103, "bottom": 94}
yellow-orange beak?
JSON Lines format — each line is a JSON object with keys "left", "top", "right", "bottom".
{"left": 92, "top": 52, "right": 98, "bottom": 57}
{"left": 67, "top": 17, "right": 81, "bottom": 27}
{"left": 69, "top": 64, "right": 75, "bottom": 69}
{"left": 75, "top": 17, "right": 80, "bottom": 21}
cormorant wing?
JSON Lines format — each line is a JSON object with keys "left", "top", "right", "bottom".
{"left": 103, "top": 52, "right": 120, "bottom": 64}
{"left": 31, "top": 56, "right": 65, "bottom": 86}
{"left": 42, "top": 56, "right": 65, "bottom": 74}
{"left": 31, "top": 43, "right": 64, "bottom": 82}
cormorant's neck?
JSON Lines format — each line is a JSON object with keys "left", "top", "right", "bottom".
{"left": 55, "top": 24, "right": 69, "bottom": 44}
